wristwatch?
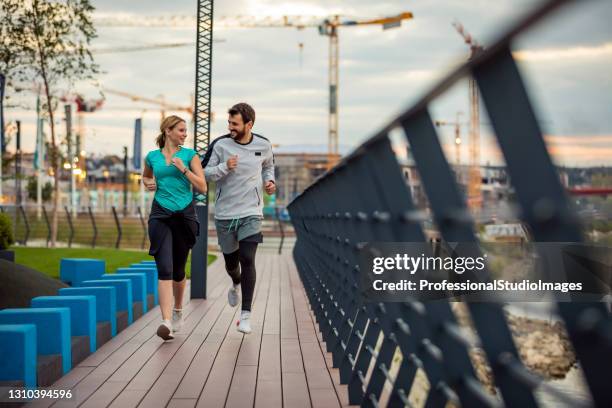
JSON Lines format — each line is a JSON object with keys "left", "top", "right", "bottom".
{"left": 182, "top": 168, "right": 188, "bottom": 175}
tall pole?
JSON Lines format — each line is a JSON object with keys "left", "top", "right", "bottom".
{"left": 123, "top": 146, "right": 128, "bottom": 216}
{"left": 0, "top": 73, "right": 5, "bottom": 200}
{"left": 15, "top": 121, "right": 21, "bottom": 207}
{"left": 191, "top": 0, "right": 214, "bottom": 299}
{"left": 36, "top": 96, "right": 43, "bottom": 218}
{"left": 64, "top": 104, "right": 76, "bottom": 216}
{"left": 133, "top": 118, "right": 144, "bottom": 214}
{"left": 327, "top": 18, "right": 339, "bottom": 169}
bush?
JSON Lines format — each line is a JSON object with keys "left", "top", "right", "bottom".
{"left": 0, "top": 212, "right": 14, "bottom": 250}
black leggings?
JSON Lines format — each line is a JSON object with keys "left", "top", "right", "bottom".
{"left": 223, "top": 241, "right": 258, "bottom": 311}
{"left": 153, "top": 217, "right": 191, "bottom": 282}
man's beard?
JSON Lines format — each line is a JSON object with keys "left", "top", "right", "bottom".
{"left": 231, "top": 128, "right": 245, "bottom": 139}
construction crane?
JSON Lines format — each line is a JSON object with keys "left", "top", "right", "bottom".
{"left": 453, "top": 21, "right": 484, "bottom": 210}
{"left": 102, "top": 87, "right": 195, "bottom": 123}
{"left": 95, "top": 12, "right": 414, "bottom": 169}
{"left": 251, "top": 13, "right": 414, "bottom": 169}
{"left": 435, "top": 111, "right": 464, "bottom": 167}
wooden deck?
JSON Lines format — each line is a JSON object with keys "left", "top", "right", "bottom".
{"left": 27, "top": 252, "right": 351, "bottom": 408}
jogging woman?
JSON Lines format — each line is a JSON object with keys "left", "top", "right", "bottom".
{"left": 142, "top": 115, "right": 206, "bottom": 340}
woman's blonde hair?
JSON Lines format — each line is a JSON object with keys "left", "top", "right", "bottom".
{"left": 156, "top": 115, "right": 186, "bottom": 148}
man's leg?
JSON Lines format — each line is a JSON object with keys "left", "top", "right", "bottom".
{"left": 223, "top": 250, "right": 241, "bottom": 284}
{"left": 215, "top": 218, "right": 241, "bottom": 306}
{"left": 238, "top": 241, "right": 258, "bottom": 312}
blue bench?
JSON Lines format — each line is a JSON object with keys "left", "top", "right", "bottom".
{"left": 79, "top": 279, "right": 133, "bottom": 328}
{"left": 121, "top": 266, "right": 158, "bottom": 306}
{"left": 101, "top": 273, "right": 147, "bottom": 316}
{"left": 58, "top": 287, "right": 116, "bottom": 338}
{"left": 0, "top": 324, "right": 37, "bottom": 387}
{"left": 0, "top": 308, "right": 71, "bottom": 375}
{"left": 31, "top": 296, "right": 96, "bottom": 353}
{"left": 59, "top": 258, "right": 105, "bottom": 285}
{"left": 138, "top": 260, "right": 156, "bottom": 265}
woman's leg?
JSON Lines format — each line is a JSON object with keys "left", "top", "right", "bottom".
{"left": 238, "top": 241, "right": 258, "bottom": 311}
{"left": 153, "top": 224, "right": 174, "bottom": 322}
{"left": 171, "top": 219, "right": 192, "bottom": 310}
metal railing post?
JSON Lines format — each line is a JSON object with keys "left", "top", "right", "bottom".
{"left": 137, "top": 206, "right": 146, "bottom": 250}
{"left": 42, "top": 206, "right": 50, "bottom": 247}
{"left": 111, "top": 206, "right": 122, "bottom": 249}
{"left": 64, "top": 206, "right": 74, "bottom": 248}
{"left": 88, "top": 206, "right": 97, "bottom": 248}
{"left": 18, "top": 205, "right": 29, "bottom": 246}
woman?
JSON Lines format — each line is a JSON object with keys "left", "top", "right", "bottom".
{"left": 142, "top": 115, "right": 206, "bottom": 340}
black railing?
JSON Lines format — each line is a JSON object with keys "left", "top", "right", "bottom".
{"left": 288, "top": 0, "right": 610, "bottom": 407}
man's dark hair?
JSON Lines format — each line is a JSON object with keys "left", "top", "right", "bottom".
{"left": 228, "top": 103, "right": 255, "bottom": 125}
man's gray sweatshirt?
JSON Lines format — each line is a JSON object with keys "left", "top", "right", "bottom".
{"left": 202, "top": 133, "right": 275, "bottom": 220}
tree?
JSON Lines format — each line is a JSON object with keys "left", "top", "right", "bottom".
{"left": 0, "top": 0, "right": 98, "bottom": 246}
{"left": 27, "top": 176, "right": 52, "bottom": 202}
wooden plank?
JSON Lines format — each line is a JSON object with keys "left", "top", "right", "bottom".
{"left": 283, "top": 372, "right": 311, "bottom": 408}
{"left": 224, "top": 366, "right": 258, "bottom": 408}
{"left": 81, "top": 296, "right": 215, "bottom": 406}
{"left": 174, "top": 255, "right": 266, "bottom": 406}
{"left": 194, "top": 338, "right": 242, "bottom": 408}
{"left": 27, "top": 367, "right": 95, "bottom": 408}
{"left": 225, "top": 255, "right": 273, "bottom": 408}
{"left": 50, "top": 301, "right": 203, "bottom": 408}
{"left": 279, "top": 254, "right": 311, "bottom": 407}
{"left": 124, "top": 280, "right": 232, "bottom": 407}
{"left": 287, "top": 254, "right": 347, "bottom": 408}
{"left": 167, "top": 399, "right": 197, "bottom": 408}
{"left": 235, "top": 253, "right": 273, "bottom": 367}
{"left": 49, "top": 262, "right": 228, "bottom": 408}
{"left": 196, "top": 253, "right": 273, "bottom": 408}
{"left": 255, "top": 255, "right": 282, "bottom": 408}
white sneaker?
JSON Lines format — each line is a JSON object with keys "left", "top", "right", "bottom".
{"left": 172, "top": 309, "right": 183, "bottom": 333}
{"left": 237, "top": 310, "right": 252, "bottom": 334}
{"left": 156, "top": 320, "right": 174, "bottom": 340}
{"left": 228, "top": 284, "right": 240, "bottom": 307}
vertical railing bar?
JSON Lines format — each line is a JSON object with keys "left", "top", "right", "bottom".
{"left": 137, "top": 206, "right": 146, "bottom": 250}
{"left": 88, "top": 206, "right": 97, "bottom": 248}
{"left": 42, "top": 206, "right": 50, "bottom": 247}
{"left": 18, "top": 205, "right": 29, "bottom": 246}
{"left": 64, "top": 206, "right": 74, "bottom": 248}
{"left": 112, "top": 206, "right": 122, "bottom": 249}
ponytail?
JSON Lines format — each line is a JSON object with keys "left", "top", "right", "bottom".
{"left": 155, "top": 132, "right": 166, "bottom": 148}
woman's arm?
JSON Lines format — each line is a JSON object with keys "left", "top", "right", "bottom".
{"left": 171, "top": 156, "right": 207, "bottom": 194}
{"left": 142, "top": 164, "right": 156, "bottom": 191}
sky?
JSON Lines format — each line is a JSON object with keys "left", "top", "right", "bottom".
{"left": 4, "top": 0, "right": 612, "bottom": 167}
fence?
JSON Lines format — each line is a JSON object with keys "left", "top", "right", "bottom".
{"left": 288, "top": 0, "right": 611, "bottom": 407}
{"left": 1, "top": 204, "right": 293, "bottom": 251}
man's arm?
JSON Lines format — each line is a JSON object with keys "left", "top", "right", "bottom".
{"left": 202, "top": 144, "right": 230, "bottom": 182}
{"left": 263, "top": 143, "right": 276, "bottom": 194}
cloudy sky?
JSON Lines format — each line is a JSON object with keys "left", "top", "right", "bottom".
{"left": 5, "top": 0, "right": 612, "bottom": 167}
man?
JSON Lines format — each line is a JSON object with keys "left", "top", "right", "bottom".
{"left": 202, "top": 102, "right": 275, "bottom": 334}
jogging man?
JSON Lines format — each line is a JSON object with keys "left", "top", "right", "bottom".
{"left": 202, "top": 102, "right": 275, "bottom": 333}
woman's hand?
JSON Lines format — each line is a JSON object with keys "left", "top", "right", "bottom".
{"left": 143, "top": 177, "right": 157, "bottom": 191}
{"left": 171, "top": 157, "right": 186, "bottom": 173}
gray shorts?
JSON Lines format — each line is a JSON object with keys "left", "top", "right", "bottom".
{"left": 214, "top": 215, "right": 263, "bottom": 254}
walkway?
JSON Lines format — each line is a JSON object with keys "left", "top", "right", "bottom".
{"left": 27, "top": 252, "right": 351, "bottom": 408}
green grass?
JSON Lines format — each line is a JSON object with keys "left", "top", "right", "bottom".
{"left": 12, "top": 247, "right": 217, "bottom": 280}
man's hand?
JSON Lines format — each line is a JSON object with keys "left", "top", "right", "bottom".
{"left": 226, "top": 155, "right": 238, "bottom": 170}
{"left": 265, "top": 180, "right": 276, "bottom": 195}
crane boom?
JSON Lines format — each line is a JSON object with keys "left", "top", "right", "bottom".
{"left": 95, "top": 12, "right": 414, "bottom": 169}
{"left": 102, "top": 88, "right": 193, "bottom": 115}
